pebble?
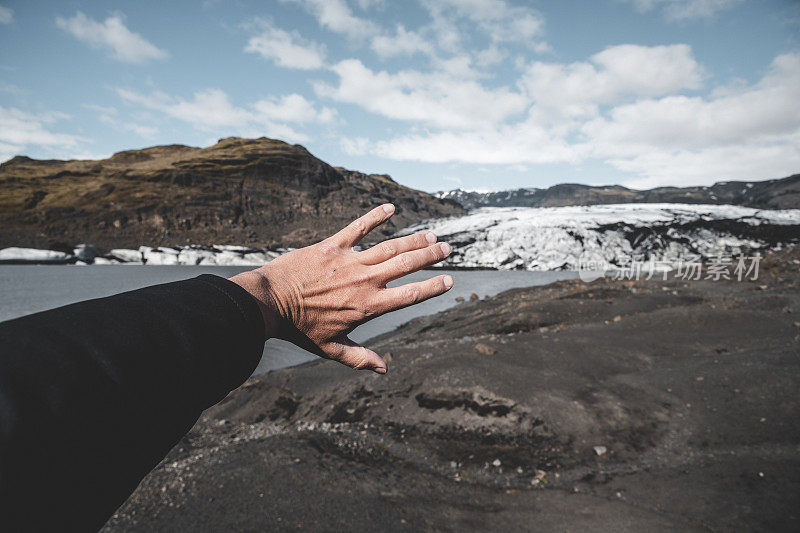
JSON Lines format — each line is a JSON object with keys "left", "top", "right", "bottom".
{"left": 492, "top": 459, "right": 502, "bottom": 467}
{"left": 474, "top": 343, "right": 497, "bottom": 355}
{"left": 593, "top": 446, "right": 607, "bottom": 456}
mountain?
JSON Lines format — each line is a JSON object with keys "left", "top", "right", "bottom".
{"left": 0, "top": 137, "right": 464, "bottom": 251}
{"left": 437, "top": 174, "right": 800, "bottom": 210}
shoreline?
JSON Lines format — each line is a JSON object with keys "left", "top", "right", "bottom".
{"left": 103, "top": 246, "right": 800, "bottom": 531}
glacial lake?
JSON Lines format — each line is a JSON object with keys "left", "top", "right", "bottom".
{"left": 0, "top": 266, "right": 576, "bottom": 373}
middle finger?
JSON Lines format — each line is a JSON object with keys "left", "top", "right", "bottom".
{"left": 359, "top": 231, "right": 437, "bottom": 265}
{"left": 372, "top": 242, "right": 451, "bottom": 284}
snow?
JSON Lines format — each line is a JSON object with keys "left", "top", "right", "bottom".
{"left": 109, "top": 249, "right": 143, "bottom": 263}
{"left": 395, "top": 204, "right": 800, "bottom": 271}
{"left": 0, "top": 247, "right": 73, "bottom": 263}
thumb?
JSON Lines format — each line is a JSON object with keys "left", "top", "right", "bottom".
{"left": 325, "top": 336, "right": 387, "bottom": 374}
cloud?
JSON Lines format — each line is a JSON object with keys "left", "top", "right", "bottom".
{"left": 315, "top": 58, "right": 528, "bottom": 129}
{"left": 370, "top": 25, "right": 434, "bottom": 58}
{"left": 245, "top": 19, "right": 326, "bottom": 70}
{"left": 424, "top": 0, "right": 546, "bottom": 46}
{"left": 520, "top": 44, "right": 704, "bottom": 114}
{"left": 585, "top": 52, "right": 800, "bottom": 185}
{"left": 55, "top": 12, "right": 168, "bottom": 64}
{"left": 83, "top": 103, "right": 158, "bottom": 138}
{"left": 115, "top": 87, "right": 336, "bottom": 143}
{"left": 371, "top": 122, "right": 583, "bottom": 165}
{"left": 0, "top": 106, "right": 83, "bottom": 162}
{"left": 0, "top": 5, "right": 13, "bottom": 24}
{"left": 282, "top": 0, "right": 379, "bottom": 40}
{"left": 623, "top": 0, "right": 743, "bottom": 21}
{"left": 341, "top": 41, "right": 799, "bottom": 186}
{"left": 253, "top": 94, "right": 336, "bottom": 124}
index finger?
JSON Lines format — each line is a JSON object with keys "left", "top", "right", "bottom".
{"left": 329, "top": 204, "right": 395, "bottom": 248}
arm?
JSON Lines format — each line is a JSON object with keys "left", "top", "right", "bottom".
{"left": 0, "top": 274, "right": 266, "bottom": 530}
{"left": 0, "top": 204, "right": 452, "bottom": 530}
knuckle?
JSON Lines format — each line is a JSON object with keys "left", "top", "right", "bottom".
{"left": 317, "top": 241, "right": 340, "bottom": 255}
{"left": 353, "top": 352, "right": 370, "bottom": 370}
{"left": 350, "top": 219, "right": 366, "bottom": 235}
{"left": 379, "top": 242, "right": 396, "bottom": 258}
{"left": 354, "top": 269, "right": 373, "bottom": 285}
{"left": 360, "top": 303, "right": 375, "bottom": 317}
{"left": 399, "top": 253, "right": 414, "bottom": 271}
{"left": 403, "top": 286, "right": 421, "bottom": 304}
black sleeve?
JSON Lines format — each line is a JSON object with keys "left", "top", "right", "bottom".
{"left": 0, "top": 274, "right": 265, "bottom": 531}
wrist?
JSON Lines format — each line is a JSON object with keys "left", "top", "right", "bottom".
{"left": 228, "top": 270, "right": 282, "bottom": 340}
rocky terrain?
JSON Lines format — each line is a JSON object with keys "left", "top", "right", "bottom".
{"left": 0, "top": 137, "right": 463, "bottom": 251}
{"left": 103, "top": 247, "right": 800, "bottom": 532}
{"left": 439, "top": 173, "right": 800, "bottom": 210}
{"left": 397, "top": 204, "right": 800, "bottom": 270}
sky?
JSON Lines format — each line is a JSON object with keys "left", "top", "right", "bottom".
{"left": 0, "top": 0, "right": 799, "bottom": 192}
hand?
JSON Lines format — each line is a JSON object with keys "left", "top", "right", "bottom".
{"left": 229, "top": 204, "right": 453, "bottom": 374}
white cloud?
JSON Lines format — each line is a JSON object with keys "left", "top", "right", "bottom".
{"left": 585, "top": 52, "right": 800, "bottom": 185}
{"left": 245, "top": 20, "right": 326, "bottom": 70}
{"left": 84, "top": 104, "right": 159, "bottom": 138}
{"left": 341, "top": 136, "right": 370, "bottom": 155}
{"left": 521, "top": 44, "right": 704, "bottom": 113}
{"left": 623, "top": 0, "right": 743, "bottom": 21}
{"left": 282, "top": 0, "right": 379, "bottom": 40}
{"left": 617, "top": 141, "right": 800, "bottom": 188}
{"left": 115, "top": 87, "right": 337, "bottom": 143}
{"left": 425, "top": 0, "right": 546, "bottom": 46}
{"left": 253, "top": 94, "right": 336, "bottom": 124}
{"left": 0, "top": 5, "right": 13, "bottom": 24}
{"left": 315, "top": 59, "right": 528, "bottom": 129}
{"left": 0, "top": 106, "right": 83, "bottom": 162}
{"left": 372, "top": 121, "right": 583, "bottom": 165}
{"left": 370, "top": 25, "right": 433, "bottom": 58}
{"left": 55, "top": 12, "right": 168, "bottom": 64}
{"left": 341, "top": 41, "right": 799, "bottom": 187}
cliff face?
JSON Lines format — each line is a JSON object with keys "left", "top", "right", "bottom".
{"left": 438, "top": 174, "right": 800, "bottom": 210}
{"left": 0, "top": 137, "right": 464, "bottom": 250}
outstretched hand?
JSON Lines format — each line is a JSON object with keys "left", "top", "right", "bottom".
{"left": 229, "top": 204, "right": 453, "bottom": 374}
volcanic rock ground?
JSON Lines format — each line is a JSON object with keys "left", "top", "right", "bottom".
{"left": 103, "top": 248, "right": 800, "bottom": 532}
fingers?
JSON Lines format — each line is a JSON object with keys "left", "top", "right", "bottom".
{"left": 373, "top": 242, "right": 452, "bottom": 283}
{"left": 329, "top": 204, "right": 395, "bottom": 248}
{"left": 324, "top": 336, "right": 387, "bottom": 374}
{"left": 373, "top": 275, "right": 454, "bottom": 315}
{"left": 359, "top": 231, "right": 437, "bottom": 265}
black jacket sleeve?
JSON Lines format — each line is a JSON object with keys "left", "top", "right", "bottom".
{"left": 0, "top": 274, "right": 265, "bottom": 531}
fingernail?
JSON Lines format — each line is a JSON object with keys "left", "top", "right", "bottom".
{"left": 382, "top": 204, "right": 395, "bottom": 215}
{"left": 443, "top": 275, "right": 454, "bottom": 289}
{"left": 440, "top": 242, "right": 451, "bottom": 255}
{"left": 425, "top": 231, "right": 437, "bottom": 244}
{"left": 374, "top": 366, "right": 387, "bottom": 375}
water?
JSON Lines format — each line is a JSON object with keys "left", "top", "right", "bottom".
{"left": 0, "top": 266, "right": 576, "bottom": 373}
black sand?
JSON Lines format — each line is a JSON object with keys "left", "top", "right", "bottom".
{"left": 103, "top": 248, "right": 800, "bottom": 532}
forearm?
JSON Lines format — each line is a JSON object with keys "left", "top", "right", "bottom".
{"left": 0, "top": 274, "right": 265, "bottom": 530}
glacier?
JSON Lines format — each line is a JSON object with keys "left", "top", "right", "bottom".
{"left": 2, "top": 203, "right": 798, "bottom": 270}
{"left": 393, "top": 204, "right": 800, "bottom": 270}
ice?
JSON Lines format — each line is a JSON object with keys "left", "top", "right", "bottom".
{"left": 0, "top": 247, "right": 73, "bottom": 263}
{"left": 395, "top": 204, "right": 800, "bottom": 270}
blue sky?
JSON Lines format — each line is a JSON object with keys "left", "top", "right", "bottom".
{"left": 1, "top": 0, "right": 798, "bottom": 192}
